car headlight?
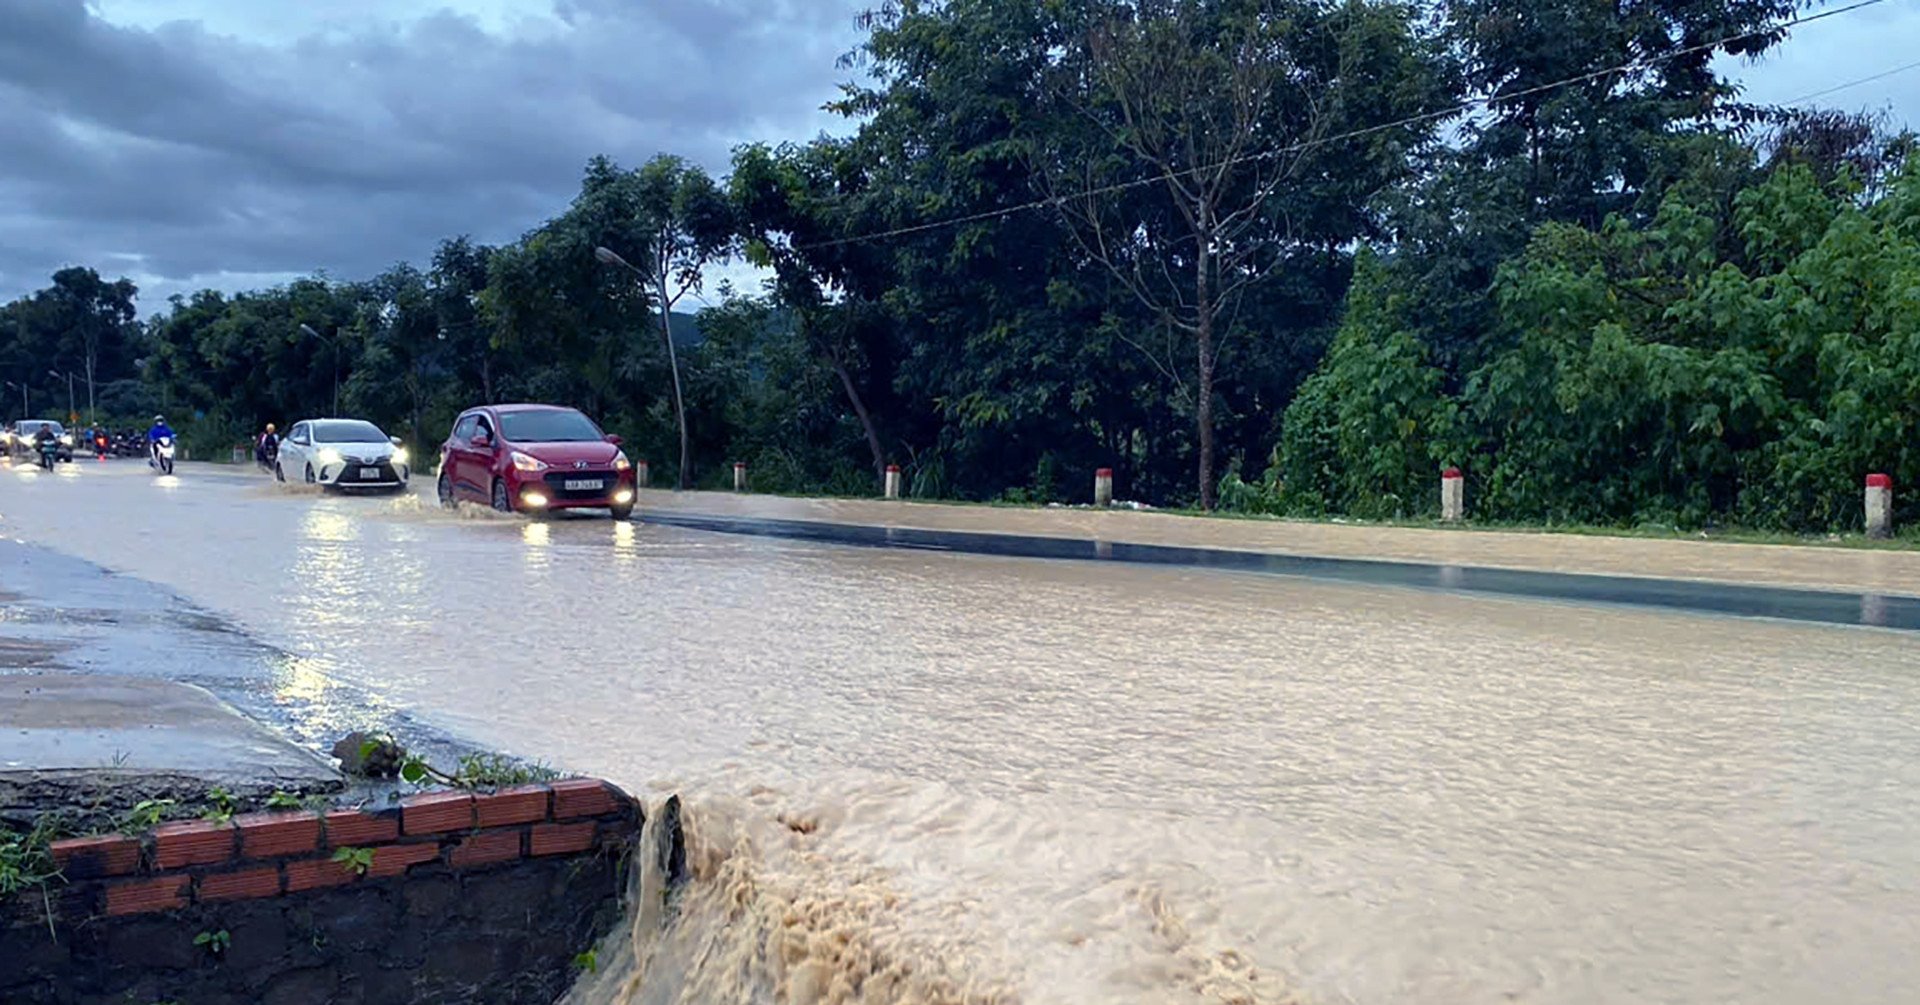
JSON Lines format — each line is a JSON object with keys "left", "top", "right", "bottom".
{"left": 511, "top": 450, "right": 548, "bottom": 473}
{"left": 613, "top": 453, "right": 632, "bottom": 471}
{"left": 317, "top": 448, "right": 343, "bottom": 466}
{"left": 390, "top": 447, "right": 410, "bottom": 467}
{"left": 60, "top": 434, "right": 73, "bottom": 446}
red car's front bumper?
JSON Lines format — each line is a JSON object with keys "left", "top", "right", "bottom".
{"left": 504, "top": 466, "right": 637, "bottom": 511}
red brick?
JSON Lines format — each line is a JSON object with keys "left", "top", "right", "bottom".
{"left": 50, "top": 834, "right": 141, "bottom": 878}
{"left": 235, "top": 812, "right": 320, "bottom": 858}
{"left": 104, "top": 876, "right": 188, "bottom": 916}
{"left": 529, "top": 822, "right": 596, "bottom": 857}
{"left": 550, "top": 779, "right": 621, "bottom": 820}
{"left": 475, "top": 785, "right": 549, "bottom": 827}
{"left": 285, "top": 856, "right": 361, "bottom": 893}
{"left": 324, "top": 808, "right": 399, "bottom": 848}
{"left": 197, "top": 866, "right": 282, "bottom": 902}
{"left": 401, "top": 791, "right": 474, "bottom": 835}
{"left": 153, "top": 820, "right": 236, "bottom": 868}
{"left": 448, "top": 829, "right": 522, "bottom": 869}
{"left": 364, "top": 842, "right": 442, "bottom": 879}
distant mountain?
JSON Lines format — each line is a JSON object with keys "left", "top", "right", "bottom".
{"left": 667, "top": 311, "right": 701, "bottom": 348}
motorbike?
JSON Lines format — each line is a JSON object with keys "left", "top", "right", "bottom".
{"left": 35, "top": 436, "right": 59, "bottom": 471}
{"left": 151, "top": 436, "right": 175, "bottom": 476}
{"left": 256, "top": 438, "right": 279, "bottom": 474}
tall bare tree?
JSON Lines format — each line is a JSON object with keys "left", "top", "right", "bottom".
{"left": 1044, "top": 0, "right": 1333, "bottom": 509}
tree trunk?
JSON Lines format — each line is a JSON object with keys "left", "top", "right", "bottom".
{"left": 481, "top": 357, "right": 493, "bottom": 404}
{"left": 83, "top": 352, "right": 96, "bottom": 426}
{"left": 1195, "top": 207, "right": 1217, "bottom": 511}
{"left": 654, "top": 276, "right": 691, "bottom": 490}
{"left": 831, "top": 354, "right": 886, "bottom": 481}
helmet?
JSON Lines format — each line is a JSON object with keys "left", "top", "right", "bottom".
{"left": 153, "top": 415, "right": 165, "bottom": 423}
{"left": 266, "top": 423, "right": 277, "bottom": 432}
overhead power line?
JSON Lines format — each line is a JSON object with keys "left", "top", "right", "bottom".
{"left": 1779, "top": 55, "right": 1920, "bottom": 105}
{"left": 798, "top": 0, "right": 1894, "bottom": 251}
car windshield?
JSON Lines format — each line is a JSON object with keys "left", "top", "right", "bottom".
{"left": 498, "top": 410, "right": 601, "bottom": 443}
{"left": 21, "top": 422, "right": 61, "bottom": 436}
{"left": 312, "top": 420, "right": 388, "bottom": 443}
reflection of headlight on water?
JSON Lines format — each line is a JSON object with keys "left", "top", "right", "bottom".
{"left": 522, "top": 523, "right": 549, "bottom": 547}
{"left": 155, "top": 475, "right": 181, "bottom": 489}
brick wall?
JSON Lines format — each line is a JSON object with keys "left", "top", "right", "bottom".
{"left": 3, "top": 779, "right": 641, "bottom": 1005}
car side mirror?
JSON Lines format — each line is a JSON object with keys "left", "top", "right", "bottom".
{"left": 605, "top": 434, "right": 623, "bottom": 446}
{"left": 390, "top": 436, "right": 404, "bottom": 447}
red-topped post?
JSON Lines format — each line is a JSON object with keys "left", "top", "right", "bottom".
{"left": 1094, "top": 468, "right": 1114, "bottom": 508}
{"left": 1441, "top": 467, "right": 1465, "bottom": 523}
{"left": 634, "top": 459, "right": 649, "bottom": 490}
{"left": 733, "top": 462, "right": 747, "bottom": 493}
{"left": 884, "top": 464, "right": 902, "bottom": 500}
{"left": 1866, "top": 473, "right": 1893, "bottom": 540}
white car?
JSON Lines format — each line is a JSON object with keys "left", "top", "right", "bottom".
{"left": 276, "top": 418, "right": 411, "bottom": 491}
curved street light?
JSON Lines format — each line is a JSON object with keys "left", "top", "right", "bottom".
{"left": 299, "top": 323, "right": 340, "bottom": 418}
{"left": 595, "top": 246, "right": 690, "bottom": 490}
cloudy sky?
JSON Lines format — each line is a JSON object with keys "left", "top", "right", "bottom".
{"left": 2, "top": 0, "right": 1917, "bottom": 308}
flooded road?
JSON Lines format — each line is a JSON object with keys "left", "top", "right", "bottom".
{"left": 5, "top": 460, "right": 1920, "bottom": 1004}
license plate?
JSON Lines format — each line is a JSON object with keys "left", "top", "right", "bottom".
{"left": 357, "top": 468, "right": 383, "bottom": 480}
{"left": 564, "top": 478, "right": 603, "bottom": 492}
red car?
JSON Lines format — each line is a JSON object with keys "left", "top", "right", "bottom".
{"left": 437, "top": 404, "right": 636, "bottom": 519}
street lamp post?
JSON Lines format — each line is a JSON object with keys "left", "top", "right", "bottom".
{"left": 298, "top": 324, "right": 340, "bottom": 417}
{"left": 595, "top": 246, "right": 689, "bottom": 490}
{"left": 4, "top": 381, "right": 25, "bottom": 418}
{"left": 47, "top": 370, "right": 75, "bottom": 424}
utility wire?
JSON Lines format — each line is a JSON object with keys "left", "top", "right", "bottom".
{"left": 1779, "top": 55, "right": 1920, "bottom": 105}
{"left": 798, "top": 0, "right": 1895, "bottom": 251}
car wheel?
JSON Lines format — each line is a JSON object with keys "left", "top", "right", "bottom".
{"left": 610, "top": 503, "right": 634, "bottom": 521}
{"left": 304, "top": 464, "right": 316, "bottom": 484}
{"left": 436, "top": 471, "right": 455, "bottom": 508}
{"left": 491, "top": 479, "right": 513, "bottom": 513}
{"left": 274, "top": 463, "right": 285, "bottom": 483}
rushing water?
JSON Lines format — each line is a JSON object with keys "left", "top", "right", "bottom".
{"left": 4, "top": 460, "right": 1920, "bottom": 1003}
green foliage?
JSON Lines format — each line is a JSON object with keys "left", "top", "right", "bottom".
{"left": 202, "top": 787, "right": 239, "bottom": 824}
{"left": 121, "top": 798, "right": 176, "bottom": 834}
{"left": 0, "top": 818, "right": 62, "bottom": 897}
{"left": 331, "top": 847, "right": 375, "bottom": 876}
{"left": 1291, "top": 155, "right": 1920, "bottom": 532}
{"left": 264, "top": 790, "right": 303, "bottom": 810}
{"left": 454, "top": 753, "right": 560, "bottom": 789}
{"left": 1275, "top": 255, "right": 1463, "bottom": 518}
{"left": 572, "top": 949, "right": 599, "bottom": 974}
{"left": 193, "top": 929, "right": 232, "bottom": 955}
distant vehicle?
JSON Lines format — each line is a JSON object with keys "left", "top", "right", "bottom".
{"left": 437, "top": 404, "right": 635, "bottom": 519}
{"left": 9, "top": 420, "right": 73, "bottom": 463}
{"left": 276, "top": 418, "right": 411, "bottom": 492}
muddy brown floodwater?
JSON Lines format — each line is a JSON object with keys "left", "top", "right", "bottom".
{"left": 5, "top": 460, "right": 1920, "bottom": 1004}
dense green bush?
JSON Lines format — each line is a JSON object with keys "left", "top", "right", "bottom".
{"left": 1278, "top": 160, "right": 1920, "bottom": 531}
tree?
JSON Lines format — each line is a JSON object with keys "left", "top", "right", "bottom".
{"left": 732, "top": 140, "right": 895, "bottom": 481}
{"left": 27, "top": 267, "right": 138, "bottom": 423}
{"left": 1039, "top": 0, "right": 1447, "bottom": 508}
{"left": 602, "top": 155, "right": 734, "bottom": 490}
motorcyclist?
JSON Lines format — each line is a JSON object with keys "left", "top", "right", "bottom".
{"left": 256, "top": 423, "right": 280, "bottom": 468}
{"left": 147, "top": 415, "right": 175, "bottom": 463}
{"left": 32, "top": 424, "right": 57, "bottom": 468}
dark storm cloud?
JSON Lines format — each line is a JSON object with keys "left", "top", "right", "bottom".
{"left": 0, "top": 0, "right": 866, "bottom": 303}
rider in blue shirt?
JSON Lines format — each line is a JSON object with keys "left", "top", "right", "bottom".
{"left": 147, "top": 415, "right": 175, "bottom": 442}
